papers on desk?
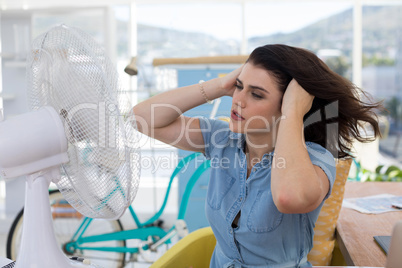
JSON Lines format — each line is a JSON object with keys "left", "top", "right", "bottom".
{"left": 342, "top": 194, "right": 402, "bottom": 214}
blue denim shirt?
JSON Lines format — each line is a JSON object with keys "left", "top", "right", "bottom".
{"left": 199, "top": 117, "right": 336, "bottom": 268}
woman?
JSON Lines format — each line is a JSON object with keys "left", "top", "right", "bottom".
{"left": 132, "top": 44, "right": 381, "bottom": 267}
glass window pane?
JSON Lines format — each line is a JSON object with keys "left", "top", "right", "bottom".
{"left": 136, "top": 3, "right": 243, "bottom": 94}
{"left": 137, "top": 3, "right": 242, "bottom": 56}
{"left": 32, "top": 9, "right": 106, "bottom": 45}
{"left": 362, "top": 5, "right": 402, "bottom": 166}
{"left": 246, "top": 2, "right": 353, "bottom": 78}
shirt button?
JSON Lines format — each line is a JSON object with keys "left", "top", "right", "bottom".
{"left": 229, "top": 229, "right": 233, "bottom": 234}
{"left": 239, "top": 197, "right": 242, "bottom": 201}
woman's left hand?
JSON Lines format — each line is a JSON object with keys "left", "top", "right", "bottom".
{"left": 220, "top": 65, "right": 243, "bottom": 97}
{"left": 281, "top": 79, "right": 314, "bottom": 117}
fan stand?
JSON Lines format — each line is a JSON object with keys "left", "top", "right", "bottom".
{"left": 14, "top": 168, "right": 99, "bottom": 268}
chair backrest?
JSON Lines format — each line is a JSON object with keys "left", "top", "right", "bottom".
{"left": 307, "top": 158, "right": 352, "bottom": 266}
{"left": 149, "top": 226, "right": 216, "bottom": 268}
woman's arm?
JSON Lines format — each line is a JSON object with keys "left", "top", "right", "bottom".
{"left": 132, "top": 67, "right": 241, "bottom": 152}
{"left": 271, "top": 79, "right": 330, "bottom": 214}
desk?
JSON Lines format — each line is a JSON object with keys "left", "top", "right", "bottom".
{"left": 336, "top": 182, "right": 402, "bottom": 267}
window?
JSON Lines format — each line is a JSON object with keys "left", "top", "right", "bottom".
{"left": 246, "top": 2, "right": 353, "bottom": 78}
{"left": 362, "top": 5, "right": 402, "bottom": 166}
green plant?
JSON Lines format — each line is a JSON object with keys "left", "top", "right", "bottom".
{"left": 353, "top": 161, "right": 402, "bottom": 182}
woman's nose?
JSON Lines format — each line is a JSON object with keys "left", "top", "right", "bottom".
{"left": 233, "top": 91, "right": 246, "bottom": 108}
{"left": 236, "top": 100, "right": 245, "bottom": 108}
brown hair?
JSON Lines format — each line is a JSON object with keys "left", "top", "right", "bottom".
{"left": 248, "top": 44, "right": 382, "bottom": 159}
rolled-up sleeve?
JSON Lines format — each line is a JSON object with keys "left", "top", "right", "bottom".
{"left": 306, "top": 142, "right": 336, "bottom": 200}
{"left": 198, "top": 117, "right": 231, "bottom": 160}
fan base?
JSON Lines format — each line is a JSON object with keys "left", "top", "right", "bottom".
{"left": 14, "top": 171, "right": 103, "bottom": 268}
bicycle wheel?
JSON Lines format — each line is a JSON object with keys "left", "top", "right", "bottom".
{"left": 6, "top": 189, "right": 126, "bottom": 268}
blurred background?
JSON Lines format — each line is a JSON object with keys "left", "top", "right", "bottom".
{"left": 0, "top": 0, "right": 401, "bottom": 265}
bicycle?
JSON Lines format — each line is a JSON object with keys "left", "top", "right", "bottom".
{"left": 6, "top": 152, "right": 211, "bottom": 268}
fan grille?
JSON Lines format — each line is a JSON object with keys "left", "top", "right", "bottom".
{"left": 27, "top": 25, "right": 140, "bottom": 219}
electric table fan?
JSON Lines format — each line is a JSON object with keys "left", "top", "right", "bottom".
{"left": 0, "top": 25, "right": 141, "bottom": 267}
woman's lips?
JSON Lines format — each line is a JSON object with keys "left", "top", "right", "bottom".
{"left": 231, "top": 110, "right": 244, "bottom": 121}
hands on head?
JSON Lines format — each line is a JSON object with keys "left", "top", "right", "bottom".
{"left": 221, "top": 64, "right": 315, "bottom": 120}
{"left": 219, "top": 65, "right": 244, "bottom": 97}
{"left": 281, "top": 79, "right": 314, "bottom": 118}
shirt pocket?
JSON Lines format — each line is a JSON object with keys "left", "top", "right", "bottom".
{"left": 206, "top": 170, "right": 236, "bottom": 210}
{"left": 247, "top": 190, "right": 283, "bottom": 233}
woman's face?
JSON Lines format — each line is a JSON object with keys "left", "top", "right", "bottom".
{"left": 229, "top": 62, "right": 283, "bottom": 136}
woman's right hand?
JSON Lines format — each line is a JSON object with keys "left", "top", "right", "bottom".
{"left": 220, "top": 65, "right": 243, "bottom": 97}
{"left": 281, "top": 79, "right": 314, "bottom": 118}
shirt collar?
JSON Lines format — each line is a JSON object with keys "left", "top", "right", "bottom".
{"left": 229, "top": 131, "right": 275, "bottom": 161}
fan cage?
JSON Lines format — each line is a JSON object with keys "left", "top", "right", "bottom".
{"left": 27, "top": 25, "right": 141, "bottom": 219}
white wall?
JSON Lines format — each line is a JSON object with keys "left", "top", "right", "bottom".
{"left": 1, "top": 12, "right": 32, "bottom": 215}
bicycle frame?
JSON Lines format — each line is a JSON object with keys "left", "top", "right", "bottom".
{"left": 63, "top": 152, "right": 211, "bottom": 255}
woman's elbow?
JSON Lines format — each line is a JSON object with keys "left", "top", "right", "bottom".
{"left": 273, "top": 192, "right": 297, "bottom": 214}
{"left": 273, "top": 191, "right": 322, "bottom": 214}
{"left": 130, "top": 107, "right": 150, "bottom": 135}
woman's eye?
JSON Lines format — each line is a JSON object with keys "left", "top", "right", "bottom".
{"left": 235, "top": 84, "right": 243, "bottom": 90}
{"left": 252, "top": 93, "right": 263, "bottom": 99}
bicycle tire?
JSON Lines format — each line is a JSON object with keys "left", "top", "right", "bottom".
{"left": 6, "top": 189, "right": 126, "bottom": 268}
